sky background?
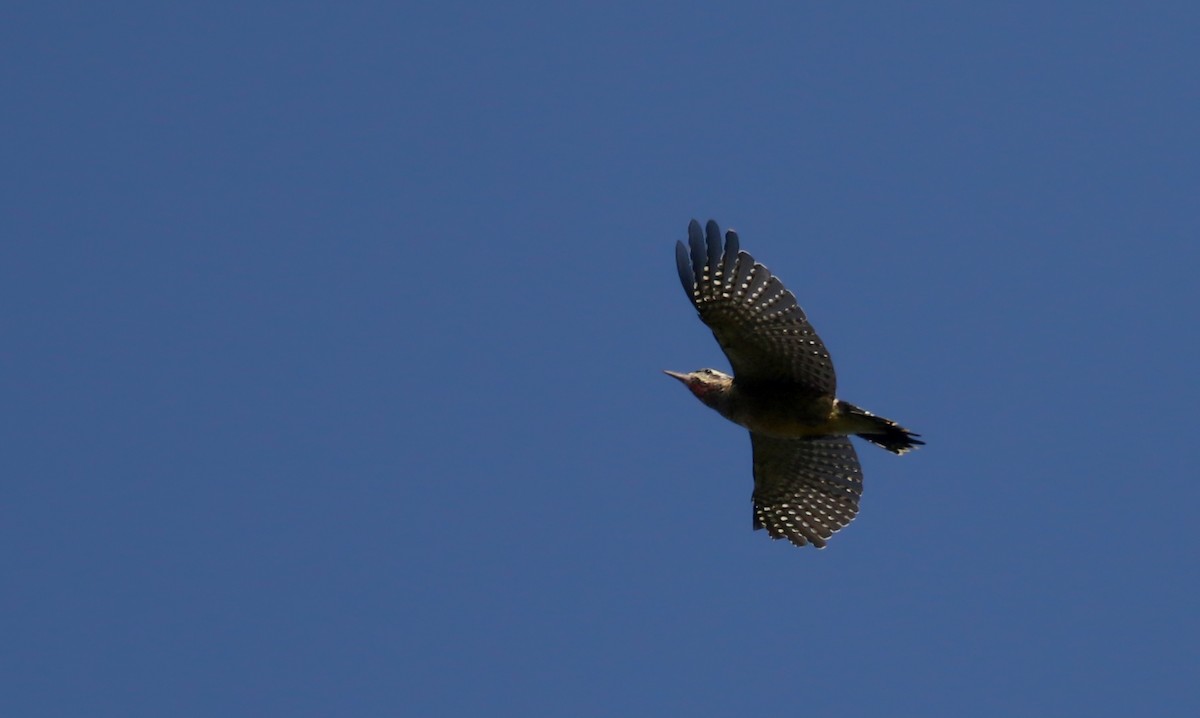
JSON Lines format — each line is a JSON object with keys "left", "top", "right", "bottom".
{"left": 4, "top": 2, "right": 1199, "bottom": 716}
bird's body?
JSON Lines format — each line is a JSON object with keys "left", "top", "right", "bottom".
{"left": 665, "top": 370, "right": 835, "bottom": 436}
{"left": 667, "top": 219, "right": 922, "bottom": 549}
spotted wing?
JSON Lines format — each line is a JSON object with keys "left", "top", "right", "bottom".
{"left": 750, "top": 433, "right": 863, "bottom": 549}
{"left": 675, "top": 219, "right": 836, "bottom": 393}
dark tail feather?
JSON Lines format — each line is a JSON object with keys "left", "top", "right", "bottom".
{"left": 840, "top": 402, "right": 924, "bottom": 455}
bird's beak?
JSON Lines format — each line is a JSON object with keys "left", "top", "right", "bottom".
{"left": 663, "top": 370, "right": 689, "bottom": 383}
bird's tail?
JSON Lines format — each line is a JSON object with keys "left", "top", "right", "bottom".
{"left": 837, "top": 401, "right": 924, "bottom": 455}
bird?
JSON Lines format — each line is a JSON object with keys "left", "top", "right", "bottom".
{"left": 666, "top": 219, "right": 922, "bottom": 549}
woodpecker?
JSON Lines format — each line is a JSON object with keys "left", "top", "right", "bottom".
{"left": 667, "top": 219, "right": 922, "bottom": 549}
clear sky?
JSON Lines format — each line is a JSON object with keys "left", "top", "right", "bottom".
{"left": 5, "top": 2, "right": 1198, "bottom": 716}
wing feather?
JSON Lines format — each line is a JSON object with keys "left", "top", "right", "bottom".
{"left": 676, "top": 219, "right": 837, "bottom": 392}
{"left": 750, "top": 434, "right": 863, "bottom": 549}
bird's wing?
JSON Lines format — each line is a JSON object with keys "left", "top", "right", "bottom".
{"left": 675, "top": 219, "right": 836, "bottom": 393}
{"left": 750, "top": 433, "right": 863, "bottom": 549}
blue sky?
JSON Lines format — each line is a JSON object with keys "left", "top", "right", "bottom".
{"left": 4, "top": 2, "right": 1198, "bottom": 716}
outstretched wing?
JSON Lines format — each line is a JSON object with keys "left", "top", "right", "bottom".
{"left": 675, "top": 219, "right": 836, "bottom": 393}
{"left": 750, "top": 433, "right": 863, "bottom": 549}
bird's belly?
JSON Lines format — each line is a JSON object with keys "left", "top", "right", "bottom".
{"left": 726, "top": 391, "right": 838, "bottom": 438}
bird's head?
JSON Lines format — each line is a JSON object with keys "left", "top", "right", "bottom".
{"left": 663, "top": 368, "right": 733, "bottom": 408}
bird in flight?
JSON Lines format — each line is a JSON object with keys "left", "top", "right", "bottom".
{"left": 667, "top": 219, "right": 922, "bottom": 549}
